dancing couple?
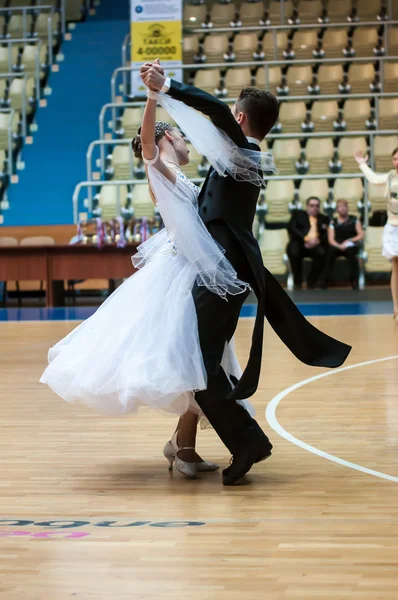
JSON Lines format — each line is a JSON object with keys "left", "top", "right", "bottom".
{"left": 41, "top": 60, "right": 351, "bottom": 485}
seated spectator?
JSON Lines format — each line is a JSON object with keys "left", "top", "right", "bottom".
{"left": 323, "top": 199, "right": 364, "bottom": 290}
{"left": 287, "top": 196, "right": 329, "bottom": 290}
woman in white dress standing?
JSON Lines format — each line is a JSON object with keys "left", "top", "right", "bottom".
{"left": 40, "top": 89, "right": 255, "bottom": 479}
{"left": 354, "top": 147, "right": 398, "bottom": 320}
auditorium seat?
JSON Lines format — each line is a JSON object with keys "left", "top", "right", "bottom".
{"left": 333, "top": 177, "right": 364, "bottom": 214}
{"left": 374, "top": 135, "right": 398, "bottom": 171}
{"left": 286, "top": 65, "right": 313, "bottom": 95}
{"left": 299, "top": 178, "right": 329, "bottom": 204}
{"left": 0, "top": 46, "right": 19, "bottom": 74}
{"left": 259, "top": 228, "right": 290, "bottom": 277}
{"left": 365, "top": 226, "right": 392, "bottom": 274}
{"left": 183, "top": 34, "right": 202, "bottom": 64}
{"left": 21, "top": 44, "right": 48, "bottom": 79}
{"left": 121, "top": 107, "right": 142, "bottom": 139}
{"left": 272, "top": 139, "right": 301, "bottom": 175}
{"left": 317, "top": 64, "right": 344, "bottom": 95}
{"left": 322, "top": 28, "right": 348, "bottom": 58}
{"left": 255, "top": 66, "right": 282, "bottom": 94}
{"left": 65, "top": 0, "right": 85, "bottom": 21}
{"left": 233, "top": 32, "right": 261, "bottom": 62}
{"left": 368, "top": 182, "right": 388, "bottom": 215}
{"left": 291, "top": 30, "right": 319, "bottom": 60}
{"left": 264, "top": 179, "right": 295, "bottom": 222}
{"left": 378, "top": 98, "right": 398, "bottom": 130}
{"left": 296, "top": 0, "right": 324, "bottom": 23}
{"left": 267, "top": 0, "right": 294, "bottom": 24}
{"left": 312, "top": 100, "right": 339, "bottom": 132}
{"left": 278, "top": 101, "right": 307, "bottom": 133}
{"left": 386, "top": 26, "right": 398, "bottom": 55}
{"left": 343, "top": 99, "right": 371, "bottom": 131}
{"left": 202, "top": 34, "right": 230, "bottom": 63}
{"left": 131, "top": 183, "right": 154, "bottom": 218}
{"left": 353, "top": 0, "right": 382, "bottom": 21}
{"left": 383, "top": 62, "right": 398, "bottom": 93}
{"left": 10, "top": 77, "right": 36, "bottom": 115}
{"left": 184, "top": 3, "right": 208, "bottom": 27}
{"left": 209, "top": 2, "right": 238, "bottom": 27}
{"left": 193, "top": 68, "right": 222, "bottom": 95}
{"left": 0, "top": 111, "right": 20, "bottom": 151}
{"left": 240, "top": 1, "right": 267, "bottom": 26}
{"left": 325, "top": 0, "right": 352, "bottom": 22}
{"left": 338, "top": 136, "right": 367, "bottom": 173}
{"left": 111, "top": 145, "right": 135, "bottom": 181}
{"left": 262, "top": 30, "right": 288, "bottom": 60}
{"left": 99, "top": 184, "right": 129, "bottom": 220}
{"left": 347, "top": 63, "right": 376, "bottom": 94}
{"left": 306, "top": 138, "right": 334, "bottom": 174}
{"left": 224, "top": 67, "right": 252, "bottom": 97}
{"left": 6, "top": 15, "right": 28, "bottom": 38}
{"left": 351, "top": 27, "right": 380, "bottom": 57}
{"left": 35, "top": 12, "right": 61, "bottom": 47}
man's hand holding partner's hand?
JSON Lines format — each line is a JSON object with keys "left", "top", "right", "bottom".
{"left": 140, "top": 58, "right": 166, "bottom": 91}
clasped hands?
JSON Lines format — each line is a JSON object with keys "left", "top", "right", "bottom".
{"left": 140, "top": 58, "right": 166, "bottom": 92}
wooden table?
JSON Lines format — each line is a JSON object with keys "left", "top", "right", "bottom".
{"left": 0, "top": 244, "right": 138, "bottom": 307}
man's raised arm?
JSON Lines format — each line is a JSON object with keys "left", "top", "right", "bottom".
{"left": 141, "top": 63, "right": 248, "bottom": 148}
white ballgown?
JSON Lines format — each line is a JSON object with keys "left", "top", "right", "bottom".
{"left": 40, "top": 168, "right": 254, "bottom": 421}
{"left": 40, "top": 88, "right": 277, "bottom": 419}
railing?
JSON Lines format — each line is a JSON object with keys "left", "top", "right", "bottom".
{"left": 0, "top": 5, "right": 60, "bottom": 68}
{"left": 0, "top": 38, "right": 44, "bottom": 102}
{"left": 73, "top": 169, "right": 377, "bottom": 227}
{"left": 37, "top": 0, "right": 65, "bottom": 37}
{"left": 122, "top": 19, "right": 398, "bottom": 65}
{"left": 73, "top": 179, "right": 152, "bottom": 224}
{"left": 92, "top": 127, "right": 398, "bottom": 181}
{"left": 181, "top": 55, "right": 398, "bottom": 70}
{"left": 86, "top": 139, "right": 134, "bottom": 206}
{"left": 99, "top": 89, "right": 398, "bottom": 168}
{"left": 0, "top": 73, "right": 28, "bottom": 138}
{"left": 121, "top": 32, "right": 131, "bottom": 98}
{"left": 0, "top": 107, "right": 16, "bottom": 176}
{"left": 187, "top": 18, "right": 398, "bottom": 37}
{"left": 110, "top": 54, "right": 398, "bottom": 115}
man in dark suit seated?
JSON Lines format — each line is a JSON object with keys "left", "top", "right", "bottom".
{"left": 287, "top": 196, "right": 329, "bottom": 290}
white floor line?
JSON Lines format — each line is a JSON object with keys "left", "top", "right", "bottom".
{"left": 265, "top": 355, "right": 398, "bottom": 483}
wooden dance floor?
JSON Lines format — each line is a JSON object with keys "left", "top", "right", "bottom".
{"left": 1, "top": 314, "right": 397, "bottom": 599}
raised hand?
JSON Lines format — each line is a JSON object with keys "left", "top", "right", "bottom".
{"left": 141, "top": 58, "right": 166, "bottom": 91}
{"left": 354, "top": 150, "right": 369, "bottom": 165}
{"left": 140, "top": 59, "right": 165, "bottom": 78}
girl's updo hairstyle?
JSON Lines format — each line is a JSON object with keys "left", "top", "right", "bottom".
{"left": 131, "top": 121, "right": 174, "bottom": 160}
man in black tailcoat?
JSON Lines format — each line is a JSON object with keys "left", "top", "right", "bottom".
{"left": 141, "top": 63, "right": 351, "bottom": 485}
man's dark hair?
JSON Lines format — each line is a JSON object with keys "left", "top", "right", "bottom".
{"left": 235, "top": 87, "right": 280, "bottom": 141}
{"left": 392, "top": 146, "right": 398, "bottom": 157}
{"left": 306, "top": 196, "right": 321, "bottom": 206}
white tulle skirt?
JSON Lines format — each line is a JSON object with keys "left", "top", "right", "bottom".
{"left": 40, "top": 246, "right": 254, "bottom": 422}
{"left": 382, "top": 223, "right": 398, "bottom": 260}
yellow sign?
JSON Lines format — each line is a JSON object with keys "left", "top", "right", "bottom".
{"left": 132, "top": 20, "right": 182, "bottom": 63}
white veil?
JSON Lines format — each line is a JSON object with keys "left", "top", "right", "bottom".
{"left": 148, "top": 90, "right": 277, "bottom": 185}
{"left": 133, "top": 165, "right": 250, "bottom": 299}
{"left": 132, "top": 88, "right": 275, "bottom": 299}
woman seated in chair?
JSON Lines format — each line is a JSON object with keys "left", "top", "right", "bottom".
{"left": 323, "top": 199, "right": 364, "bottom": 290}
